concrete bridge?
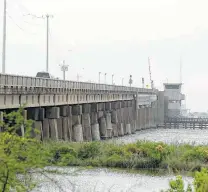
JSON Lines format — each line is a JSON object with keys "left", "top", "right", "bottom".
{"left": 0, "top": 73, "right": 165, "bottom": 141}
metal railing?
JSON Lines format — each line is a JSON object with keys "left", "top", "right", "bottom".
{"left": 0, "top": 73, "right": 156, "bottom": 93}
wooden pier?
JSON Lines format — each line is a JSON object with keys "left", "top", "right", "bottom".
{"left": 164, "top": 117, "right": 208, "bottom": 129}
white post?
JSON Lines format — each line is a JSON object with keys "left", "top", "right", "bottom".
{"left": 2, "top": 0, "right": 7, "bottom": 74}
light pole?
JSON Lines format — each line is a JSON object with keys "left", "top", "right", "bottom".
{"left": 129, "top": 75, "right": 133, "bottom": 87}
{"left": 112, "top": 74, "right": 114, "bottom": 85}
{"left": 122, "top": 78, "right": 124, "bottom": 86}
{"left": 59, "top": 60, "right": 69, "bottom": 80}
{"left": 104, "top": 73, "right": 107, "bottom": 84}
{"left": 99, "top": 72, "right": 101, "bottom": 83}
{"left": 45, "top": 14, "right": 53, "bottom": 72}
{"left": 2, "top": 0, "right": 7, "bottom": 74}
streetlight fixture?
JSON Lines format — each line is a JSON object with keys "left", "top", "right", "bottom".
{"left": 129, "top": 75, "right": 133, "bottom": 87}
{"left": 59, "top": 60, "right": 69, "bottom": 80}
{"left": 112, "top": 74, "right": 114, "bottom": 85}
{"left": 99, "top": 72, "right": 101, "bottom": 83}
{"left": 104, "top": 73, "right": 107, "bottom": 84}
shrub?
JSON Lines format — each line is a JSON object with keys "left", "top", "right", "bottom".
{"left": 78, "top": 142, "right": 101, "bottom": 159}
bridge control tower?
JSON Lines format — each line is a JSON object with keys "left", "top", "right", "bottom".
{"left": 164, "top": 83, "right": 185, "bottom": 118}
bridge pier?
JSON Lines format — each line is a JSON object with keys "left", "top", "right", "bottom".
{"left": 123, "top": 101, "right": 131, "bottom": 135}
{"left": 97, "top": 103, "right": 107, "bottom": 139}
{"left": 111, "top": 102, "right": 119, "bottom": 137}
{"left": 72, "top": 105, "right": 83, "bottom": 142}
{"left": 82, "top": 104, "right": 92, "bottom": 141}
{"left": 105, "top": 103, "right": 113, "bottom": 138}
{"left": 117, "top": 102, "right": 124, "bottom": 136}
{"left": 91, "top": 103, "right": 100, "bottom": 141}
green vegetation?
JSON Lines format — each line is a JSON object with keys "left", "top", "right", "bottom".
{"left": 44, "top": 140, "right": 208, "bottom": 174}
{"left": 0, "top": 108, "right": 48, "bottom": 192}
{"left": 2, "top": 108, "right": 208, "bottom": 191}
{"left": 163, "top": 168, "right": 208, "bottom": 192}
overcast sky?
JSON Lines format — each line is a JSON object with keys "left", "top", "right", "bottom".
{"left": 0, "top": 0, "right": 208, "bottom": 112}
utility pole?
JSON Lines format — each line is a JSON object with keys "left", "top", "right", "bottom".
{"left": 45, "top": 14, "right": 53, "bottom": 72}
{"left": 99, "top": 72, "right": 101, "bottom": 83}
{"left": 180, "top": 56, "right": 182, "bottom": 84}
{"left": 129, "top": 75, "right": 133, "bottom": 87}
{"left": 112, "top": 74, "right": 114, "bottom": 85}
{"left": 142, "top": 77, "right": 144, "bottom": 88}
{"left": 59, "top": 60, "right": 69, "bottom": 80}
{"left": 2, "top": 0, "right": 7, "bottom": 74}
{"left": 148, "top": 57, "right": 154, "bottom": 89}
{"left": 104, "top": 73, "right": 107, "bottom": 84}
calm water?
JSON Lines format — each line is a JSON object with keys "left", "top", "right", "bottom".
{"left": 113, "top": 128, "right": 208, "bottom": 145}
{"left": 34, "top": 128, "right": 208, "bottom": 192}
{"left": 33, "top": 167, "right": 192, "bottom": 192}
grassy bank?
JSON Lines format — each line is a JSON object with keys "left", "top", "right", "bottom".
{"left": 43, "top": 140, "right": 208, "bottom": 174}
{"left": 1, "top": 108, "right": 208, "bottom": 191}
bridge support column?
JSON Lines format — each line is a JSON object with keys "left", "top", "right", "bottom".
{"left": 105, "top": 102, "right": 113, "bottom": 138}
{"left": 90, "top": 103, "right": 100, "bottom": 141}
{"left": 82, "top": 104, "right": 92, "bottom": 141}
{"left": 131, "top": 99, "right": 137, "bottom": 134}
{"left": 111, "top": 102, "right": 119, "bottom": 137}
{"left": 27, "top": 108, "right": 44, "bottom": 140}
{"left": 45, "top": 107, "right": 60, "bottom": 140}
{"left": 72, "top": 105, "right": 83, "bottom": 142}
{"left": 97, "top": 103, "right": 107, "bottom": 139}
{"left": 137, "top": 108, "right": 141, "bottom": 131}
{"left": 91, "top": 112, "right": 100, "bottom": 141}
{"left": 60, "top": 105, "right": 72, "bottom": 141}
{"left": 149, "top": 107, "right": 154, "bottom": 128}
{"left": 123, "top": 101, "right": 131, "bottom": 135}
{"left": 139, "top": 107, "right": 144, "bottom": 130}
{"left": 144, "top": 107, "right": 150, "bottom": 129}
{"left": 117, "top": 102, "right": 124, "bottom": 136}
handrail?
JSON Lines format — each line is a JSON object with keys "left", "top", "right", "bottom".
{"left": 0, "top": 73, "right": 156, "bottom": 93}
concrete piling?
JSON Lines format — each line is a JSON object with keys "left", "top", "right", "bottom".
{"left": 91, "top": 112, "right": 100, "bottom": 140}
{"left": 72, "top": 105, "right": 83, "bottom": 142}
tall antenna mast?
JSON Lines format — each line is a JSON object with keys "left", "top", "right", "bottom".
{"left": 148, "top": 57, "right": 154, "bottom": 89}
{"left": 180, "top": 56, "right": 182, "bottom": 83}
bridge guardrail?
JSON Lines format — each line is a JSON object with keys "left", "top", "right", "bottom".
{"left": 0, "top": 73, "right": 156, "bottom": 93}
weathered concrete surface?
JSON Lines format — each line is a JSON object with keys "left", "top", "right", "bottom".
{"left": 62, "top": 117, "right": 69, "bottom": 140}
{"left": 28, "top": 108, "right": 45, "bottom": 121}
{"left": 46, "top": 107, "right": 60, "bottom": 119}
{"left": 60, "top": 106, "right": 72, "bottom": 117}
{"left": 67, "top": 116, "right": 73, "bottom": 141}
{"left": 91, "top": 124, "right": 100, "bottom": 140}
{"left": 82, "top": 113, "right": 92, "bottom": 141}
{"left": 99, "top": 116, "right": 107, "bottom": 139}
{"left": 91, "top": 112, "right": 100, "bottom": 141}
{"left": 42, "top": 118, "right": 50, "bottom": 139}
{"left": 125, "top": 123, "right": 131, "bottom": 134}
{"left": 72, "top": 105, "right": 82, "bottom": 116}
{"left": 106, "top": 112, "right": 113, "bottom": 138}
{"left": 72, "top": 115, "right": 83, "bottom": 142}
{"left": 57, "top": 117, "right": 63, "bottom": 140}
{"left": 33, "top": 121, "right": 43, "bottom": 140}
{"left": 111, "top": 110, "right": 118, "bottom": 137}
{"left": 48, "top": 119, "right": 58, "bottom": 140}
{"left": 117, "top": 108, "right": 124, "bottom": 136}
